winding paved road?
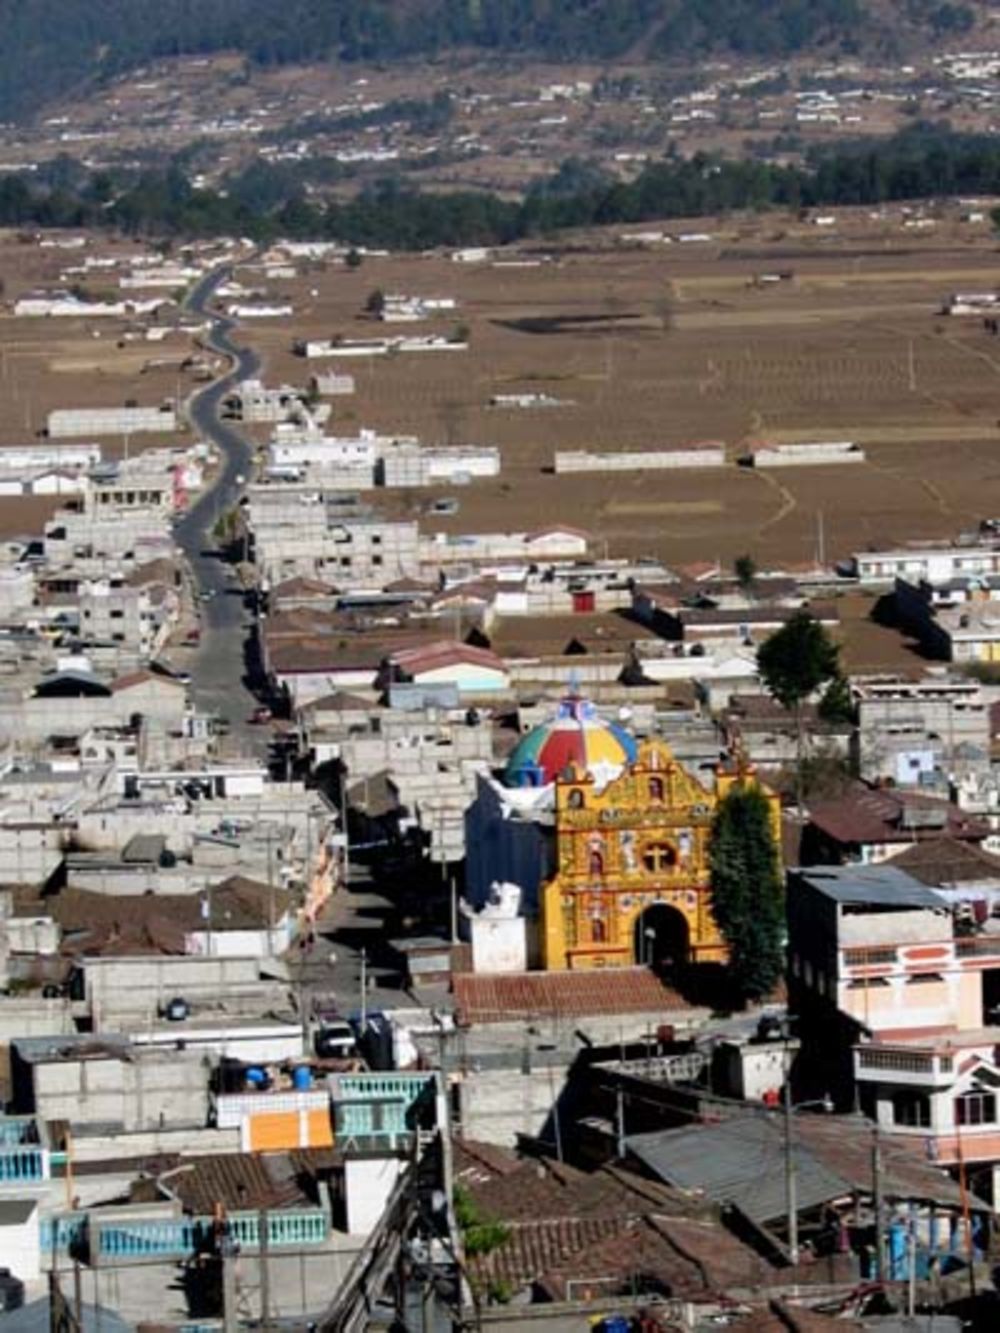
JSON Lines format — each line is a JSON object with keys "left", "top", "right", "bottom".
{"left": 175, "top": 267, "right": 261, "bottom": 735}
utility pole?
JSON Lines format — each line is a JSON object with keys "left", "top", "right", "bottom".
{"left": 784, "top": 1043, "right": 799, "bottom": 1266}
{"left": 339, "top": 764, "right": 350, "bottom": 885}
{"left": 907, "top": 1219, "right": 917, "bottom": 1316}
{"left": 616, "top": 1086, "right": 626, "bottom": 1160}
{"left": 872, "top": 1123, "right": 884, "bottom": 1283}
{"left": 360, "top": 946, "right": 367, "bottom": 1027}
{"left": 259, "top": 1209, "right": 270, "bottom": 1329}
{"left": 221, "top": 1233, "right": 238, "bottom": 1333}
{"left": 955, "top": 1126, "right": 977, "bottom": 1299}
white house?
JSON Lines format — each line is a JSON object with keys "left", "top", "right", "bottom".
{"left": 0, "top": 1199, "right": 40, "bottom": 1282}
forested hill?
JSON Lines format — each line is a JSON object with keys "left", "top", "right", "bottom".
{"left": 0, "top": 0, "right": 983, "bottom": 122}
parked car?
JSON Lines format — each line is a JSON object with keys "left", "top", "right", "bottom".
{"left": 315, "top": 1021, "right": 357, "bottom": 1060}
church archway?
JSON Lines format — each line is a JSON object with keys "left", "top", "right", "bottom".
{"left": 634, "top": 903, "right": 689, "bottom": 976}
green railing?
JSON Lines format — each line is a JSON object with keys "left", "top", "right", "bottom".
{"left": 40, "top": 1213, "right": 88, "bottom": 1258}
{"left": 0, "top": 1115, "right": 37, "bottom": 1146}
{"left": 0, "top": 1146, "right": 48, "bottom": 1181}
{"left": 333, "top": 1073, "right": 436, "bottom": 1148}
{"left": 337, "top": 1074, "right": 435, "bottom": 1101}
{"left": 95, "top": 1207, "right": 328, "bottom": 1261}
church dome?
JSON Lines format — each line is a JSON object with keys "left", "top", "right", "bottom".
{"left": 503, "top": 694, "right": 637, "bottom": 788}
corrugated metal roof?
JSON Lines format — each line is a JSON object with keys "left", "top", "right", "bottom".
{"left": 626, "top": 1116, "right": 851, "bottom": 1225}
{"left": 793, "top": 864, "right": 946, "bottom": 910}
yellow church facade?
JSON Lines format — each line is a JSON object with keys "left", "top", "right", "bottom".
{"left": 540, "top": 738, "right": 780, "bottom": 972}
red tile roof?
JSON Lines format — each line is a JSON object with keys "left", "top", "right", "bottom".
{"left": 157, "top": 1152, "right": 312, "bottom": 1214}
{"left": 391, "top": 639, "right": 505, "bottom": 676}
{"left": 890, "top": 836, "right": 1000, "bottom": 886}
{"left": 452, "top": 967, "right": 690, "bottom": 1025}
{"left": 110, "top": 669, "right": 184, "bottom": 693}
{"left": 808, "top": 781, "right": 988, "bottom": 848}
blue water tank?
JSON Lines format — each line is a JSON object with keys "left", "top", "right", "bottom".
{"left": 597, "top": 1318, "right": 630, "bottom": 1333}
{"left": 292, "top": 1066, "right": 313, "bottom": 1090}
{"left": 245, "top": 1066, "right": 267, "bottom": 1088}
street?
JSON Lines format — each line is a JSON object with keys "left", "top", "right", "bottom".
{"left": 289, "top": 865, "right": 411, "bottom": 1026}
{"left": 174, "top": 266, "right": 262, "bottom": 742}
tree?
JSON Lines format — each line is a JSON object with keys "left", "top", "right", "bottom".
{"left": 818, "top": 672, "right": 854, "bottom": 724}
{"left": 758, "top": 609, "right": 840, "bottom": 709}
{"left": 709, "top": 783, "right": 784, "bottom": 1005}
{"left": 757, "top": 609, "right": 842, "bottom": 810}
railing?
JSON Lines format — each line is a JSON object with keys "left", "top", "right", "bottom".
{"left": 40, "top": 1213, "right": 88, "bottom": 1258}
{"left": 843, "top": 946, "right": 898, "bottom": 966}
{"left": 337, "top": 1074, "right": 434, "bottom": 1101}
{"left": 332, "top": 1074, "right": 436, "bottom": 1151}
{"left": 94, "top": 1207, "right": 329, "bottom": 1261}
{"left": 0, "top": 1115, "right": 37, "bottom": 1147}
{"left": 336, "top": 1101, "right": 411, "bottom": 1142}
{"left": 226, "top": 1209, "right": 328, "bottom": 1249}
{"left": 956, "top": 936, "right": 1000, "bottom": 958}
{"left": 856, "top": 1048, "right": 934, "bottom": 1074}
{"left": 0, "top": 1146, "right": 49, "bottom": 1182}
{"left": 214, "top": 1089, "right": 330, "bottom": 1130}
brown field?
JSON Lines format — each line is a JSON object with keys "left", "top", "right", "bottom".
{"left": 234, "top": 211, "right": 1000, "bottom": 572}
{"left": 0, "top": 231, "right": 211, "bottom": 454}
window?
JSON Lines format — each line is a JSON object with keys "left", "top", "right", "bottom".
{"left": 648, "top": 776, "right": 665, "bottom": 803}
{"left": 591, "top": 917, "right": 607, "bottom": 944}
{"left": 893, "top": 1091, "right": 931, "bottom": 1128}
{"left": 372, "top": 555, "right": 383, "bottom": 567}
{"left": 109, "top": 609, "right": 124, "bottom": 620}
{"left": 847, "top": 977, "right": 890, "bottom": 989}
{"left": 589, "top": 849, "right": 604, "bottom": 876}
{"left": 956, "top": 1092, "right": 997, "bottom": 1126}
{"left": 567, "top": 788, "right": 585, "bottom": 810}
{"left": 906, "top": 972, "right": 944, "bottom": 984}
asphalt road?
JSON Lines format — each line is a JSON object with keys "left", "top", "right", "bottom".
{"left": 174, "top": 267, "right": 261, "bottom": 736}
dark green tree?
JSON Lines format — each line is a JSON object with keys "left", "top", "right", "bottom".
{"left": 757, "top": 609, "right": 842, "bottom": 809}
{"left": 709, "top": 783, "right": 785, "bottom": 1005}
{"left": 818, "top": 671, "right": 855, "bottom": 724}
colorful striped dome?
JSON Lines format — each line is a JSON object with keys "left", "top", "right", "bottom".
{"left": 504, "top": 695, "right": 637, "bottom": 789}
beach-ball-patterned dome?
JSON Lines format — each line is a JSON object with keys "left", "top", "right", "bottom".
{"left": 503, "top": 694, "right": 637, "bottom": 789}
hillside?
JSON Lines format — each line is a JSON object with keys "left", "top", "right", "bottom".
{"left": 0, "top": 0, "right": 987, "bottom": 123}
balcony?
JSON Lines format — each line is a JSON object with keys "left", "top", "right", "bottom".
{"left": 93, "top": 1207, "right": 329, "bottom": 1263}
{"left": 955, "top": 935, "right": 1000, "bottom": 961}
{"left": 0, "top": 1115, "right": 38, "bottom": 1147}
{"left": 843, "top": 946, "right": 897, "bottom": 967}
{"left": 0, "top": 1146, "right": 49, "bottom": 1183}
{"left": 332, "top": 1073, "right": 437, "bottom": 1152}
{"left": 854, "top": 1045, "right": 954, "bottom": 1087}
{"left": 40, "top": 1213, "right": 87, "bottom": 1261}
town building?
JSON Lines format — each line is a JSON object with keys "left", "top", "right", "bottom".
{"left": 789, "top": 863, "right": 1000, "bottom": 1183}
{"left": 466, "top": 693, "right": 779, "bottom": 972}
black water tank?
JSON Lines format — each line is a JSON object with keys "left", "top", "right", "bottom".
{"left": 0, "top": 1269, "right": 25, "bottom": 1312}
{"left": 164, "top": 997, "right": 190, "bottom": 1022}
